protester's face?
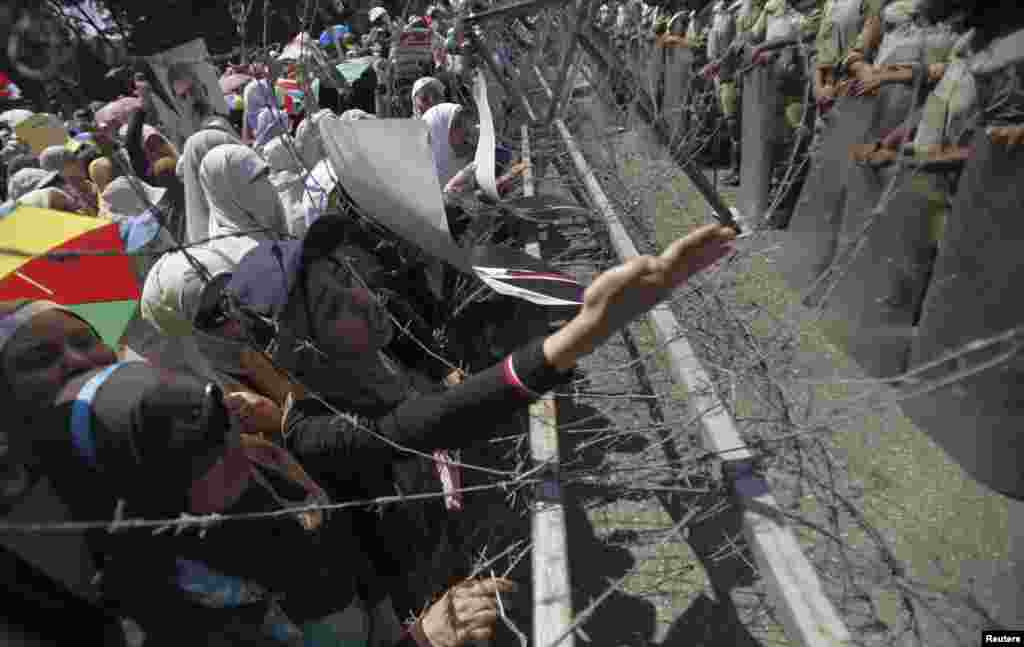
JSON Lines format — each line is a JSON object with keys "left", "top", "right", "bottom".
{"left": 143, "top": 136, "right": 167, "bottom": 163}
{"left": 3, "top": 310, "right": 116, "bottom": 413}
{"left": 415, "top": 92, "right": 435, "bottom": 115}
{"left": 319, "top": 287, "right": 393, "bottom": 358}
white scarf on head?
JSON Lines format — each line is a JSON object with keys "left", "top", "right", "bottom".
{"left": 180, "top": 129, "right": 243, "bottom": 244}
{"left": 199, "top": 144, "right": 288, "bottom": 243}
{"left": 423, "top": 102, "right": 465, "bottom": 189}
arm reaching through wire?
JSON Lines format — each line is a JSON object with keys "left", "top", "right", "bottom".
{"left": 229, "top": 224, "right": 736, "bottom": 457}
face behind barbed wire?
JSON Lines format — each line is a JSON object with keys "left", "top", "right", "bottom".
{"left": 1, "top": 306, "right": 116, "bottom": 417}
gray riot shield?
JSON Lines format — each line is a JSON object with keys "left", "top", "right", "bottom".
{"left": 739, "top": 63, "right": 776, "bottom": 226}
{"left": 815, "top": 165, "right": 946, "bottom": 378}
{"left": 903, "top": 131, "right": 1024, "bottom": 499}
{"left": 778, "top": 96, "right": 876, "bottom": 290}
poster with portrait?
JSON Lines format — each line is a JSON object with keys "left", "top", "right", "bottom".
{"left": 144, "top": 39, "right": 228, "bottom": 149}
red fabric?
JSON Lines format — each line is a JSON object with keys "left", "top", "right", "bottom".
{"left": 502, "top": 356, "right": 531, "bottom": 398}
{"left": 0, "top": 223, "right": 140, "bottom": 304}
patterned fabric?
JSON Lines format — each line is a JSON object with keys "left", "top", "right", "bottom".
{"left": 738, "top": 0, "right": 767, "bottom": 34}
{"left": 873, "top": 16, "right": 959, "bottom": 67}
{"left": 751, "top": 0, "right": 804, "bottom": 43}
{"left": 719, "top": 80, "right": 739, "bottom": 117}
{"left": 914, "top": 59, "right": 979, "bottom": 148}
{"left": 174, "top": 558, "right": 375, "bottom": 646}
{"left": 707, "top": 3, "right": 736, "bottom": 62}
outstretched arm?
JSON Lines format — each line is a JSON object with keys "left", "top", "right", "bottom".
{"left": 232, "top": 224, "right": 737, "bottom": 462}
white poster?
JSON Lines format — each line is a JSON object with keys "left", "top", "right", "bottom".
{"left": 318, "top": 116, "right": 472, "bottom": 273}
{"left": 144, "top": 39, "right": 229, "bottom": 149}
{"left": 472, "top": 68, "right": 499, "bottom": 202}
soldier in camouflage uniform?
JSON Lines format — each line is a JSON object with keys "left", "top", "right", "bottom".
{"left": 702, "top": 0, "right": 744, "bottom": 185}
{"left": 813, "top": 0, "right": 884, "bottom": 112}
{"left": 748, "top": 0, "right": 820, "bottom": 226}
{"left": 845, "top": 0, "right": 965, "bottom": 161}
{"left": 749, "top": 0, "right": 819, "bottom": 131}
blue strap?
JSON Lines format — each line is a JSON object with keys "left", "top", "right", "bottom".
{"left": 70, "top": 364, "right": 123, "bottom": 468}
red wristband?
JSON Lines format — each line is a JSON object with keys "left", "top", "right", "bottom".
{"left": 408, "top": 619, "right": 432, "bottom": 647}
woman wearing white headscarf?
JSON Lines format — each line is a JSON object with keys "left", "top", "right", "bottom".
{"left": 265, "top": 109, "right": 335, "bottom": 237}
{"left": 200, "top": 144, "right": 289, "bottom": 242}
{"left": 411, "top": 77, "right": 445, "bottom": 118}
{"left": 422, "top": 102, "right": 475, "bottom": 189}
{"left": 179, "top": 128, "right": 243, "bottom": 244}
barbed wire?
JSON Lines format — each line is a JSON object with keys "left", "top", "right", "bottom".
{"left": 1, "top": 4, "right": 1015, "bottom": 645}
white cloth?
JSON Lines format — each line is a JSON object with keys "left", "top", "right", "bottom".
{"left": 243, "top": 79, "right": 275, "bottom": 132}
{"left": 262, "top": 135, "right": 309, "bottom": 239}
{"left": 301, "top": 158, "right": 340, "bottom": 230}
{"left": 422, "top": 102, "right": 468, "bottom": 189}
{"left": 199, "top": 144, "right": 288, "bottom": 243}
{"left": 295, "top": 109, "right": 333, "bottom": 171}
{"left": 180, "top": 129, "right": 243, "bottom": 244}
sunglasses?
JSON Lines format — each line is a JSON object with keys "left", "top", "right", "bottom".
{"left": 194, "top": 293, "right": 232, "bottom": 331}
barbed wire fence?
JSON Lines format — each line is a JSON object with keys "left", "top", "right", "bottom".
{"left": 0, "top": 2, "right": 1015, "bottom": 646}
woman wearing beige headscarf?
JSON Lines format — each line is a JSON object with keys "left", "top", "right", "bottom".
{"left": 87, "top": 157, "right": 118, "bottom": 194}
{"left": 178, "top": 128, "right": 243, "bottom": 244}
{"left": 199, "top": 144, "right": 288, "bottom": 242}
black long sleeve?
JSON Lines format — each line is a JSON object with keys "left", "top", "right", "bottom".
{"left": 125, "top": 108, "right": 148, "bottom": 179}
{"left": 283, "top": 338, "right": 572, "bottom": 465}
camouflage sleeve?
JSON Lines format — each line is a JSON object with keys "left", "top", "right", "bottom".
{"left": 751, "top": 8, "right": 768, "bottom": 43}
{"left": 848, "top": 0, "right": 884, "bottom": 58}
{"left": 814, "top": 1, "right": 838, "bottom": 68}
{"left": 914, "top": 60, "right": 980, "bottom": 148}
{"left": 863, "top": 0, "right": 883, "bottom": 22}
{"left": 800, "top": 8, "right": 822, "bottom": 41}
{"left": 738, "top": 0, "right": 766, "bottom": 33}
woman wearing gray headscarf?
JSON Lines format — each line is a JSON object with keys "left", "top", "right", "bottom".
{"left": 411, "top": 76, "right": 445, "bottom": 118}
{"left": 199, "top": 144, "right": 289, "bottom": 242}
{"left": 178, "top": 128, "right": 242, "bottom": 244}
